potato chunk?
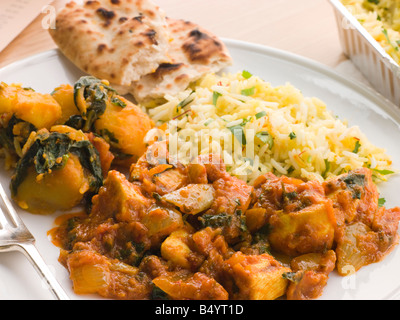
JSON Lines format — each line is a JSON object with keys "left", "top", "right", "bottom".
{"left": 94, "top": 99, "right": 154, "bottom": 165}
{"left": 51, "top": 84, "right": 79, "bottom": 124}
{"left": 0, "top": 83, "right": 62, "bottom": 129}
{"left": 14, "top": 154, "right": 89, "bottom": 214}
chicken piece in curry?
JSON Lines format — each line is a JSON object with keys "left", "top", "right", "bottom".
{"left": 52, "top": 141, "right": 400, "bottom": 300}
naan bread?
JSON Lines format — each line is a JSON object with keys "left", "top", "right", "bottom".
{"left": 49, "top": 0, "right": 170, "bottom": 86}
{"left": 129, "top": 18, "right": 233, "bottom": 103}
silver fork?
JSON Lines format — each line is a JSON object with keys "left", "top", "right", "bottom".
{"left": 0, "top": 183, "right": 69, "bottom": 300}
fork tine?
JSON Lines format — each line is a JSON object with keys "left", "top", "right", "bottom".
{"left": 0, "top": 204, "right": 9, "bottom": 229}
{"left": 18, "top": 242, "right": 70, "bottom": 300}
{"left": 0, "top": 183, "right": 20, "bottom": 227}
{"left": 0, "top": 182, "right": 69, "bottom": 299}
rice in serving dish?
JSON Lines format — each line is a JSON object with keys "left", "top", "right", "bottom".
{"left": 341, "top": 0, "right": 400, "bottom": 64}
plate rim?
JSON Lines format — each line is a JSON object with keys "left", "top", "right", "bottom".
{"left": 1, "top": 38, "right": 400, "bottom": 300}
{"left": 1, "top": 38, "right": 399, "bottom": 123}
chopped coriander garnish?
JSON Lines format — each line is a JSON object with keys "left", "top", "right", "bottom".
{"left": 200, "top": 213, "right": 232, "bottom": 228}
{"left": 152, "top": 192, "right": 163, "bottom": 202}
{"left": 229, "top": 125, "right": 247, "bottom": 145}
{"left": 241, "top": 116, "right": 251, "bottom": 127}
{"left": 241, "top": 87, "right": 255, "bottom": 96}
{"left": 282, "top": 272, "right": 299, "bottom": 283}
{"left": 177, "top": 91, "right": 195, "bottom": 109}
{"left": 289, "top": 132, "right": 296, "bottom": 140}
{"left": 382, "top": 28, "right": 399, "bottom": 52}
{"left": 352, "top": 140, "right": 361, "bottom": 153}
{"left": 322, "top": 159, "right": 331, "bottom": 178}
{"left": 255, "top": 131, "right": 274, "bottom": 149}
{"left": 378, "top": 197, "right": 386, "bottom": 207}
{"left": 287, "top": 166, "right": 295, "bottom": 174}
{"left": 373, "top": 168, "right": 395, "bottom": 175}
{"left": 242, "top": 70, "right": 253, "bottom": 79}
{"left": 255, "top": 111, "right": 267, "bottom": 119}
{"left": 213, "top": 91, "right": 222, "bottom": 106}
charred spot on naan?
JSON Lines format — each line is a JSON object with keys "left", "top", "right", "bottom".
{"left": 182, "top": 29, "right": 226, "bottom": 65}
{"left": 97, "top": 43, "right": 107, "bottom": 54}
{"left": 133, "top": 63, "right": 185, "bottom": 92}
{"left": 153, "top": 63, "right": 185, "bottom": 78}
{"left": 144, "top": 29, "right": 158, "bottom": 45}
{"left": 96, "top": 7, "right": 116, "bottom": 20}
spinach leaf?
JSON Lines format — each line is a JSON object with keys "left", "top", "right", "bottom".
{"left": 111, "top": 97, "right": 126, "bottom": 108}
{"left": 340, "top": 172, "right": 365, "bottom": 199}
{"left": 70, "top": 139, "right": 103, "bottom": 191}
{"left": 341, "top": 173, "right": 365, "bottom": 188}
{"left": 0, "top": 115, "right": 36, "bottom": 154}
{"left": 11, "top": 131, "right": 103, "bottom": 196}
{"left": 152, "top": 286, "right": 169, "bottom": 300}
{"left": 64, "top": 115, "right": 84, "bottom": 130}
{"left": 73, "top": 76, "right": 117, "bottom": 131}
{"left": 199, "top": 213, "right": 232, "bottom": 228}
{"left": 34, "top": 132, "right": 71, "bottom": 174}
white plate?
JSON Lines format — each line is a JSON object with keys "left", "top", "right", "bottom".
{"left": 1, "top": 39, "right": 400, "bottom": 300}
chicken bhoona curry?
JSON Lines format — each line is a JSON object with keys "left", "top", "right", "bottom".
{"left": 0, "top": 76, "right": 399, "bottom": 300}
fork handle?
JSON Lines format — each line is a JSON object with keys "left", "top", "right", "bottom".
{"left": 17, "top": 243, "right": 70, "bottom": 300}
